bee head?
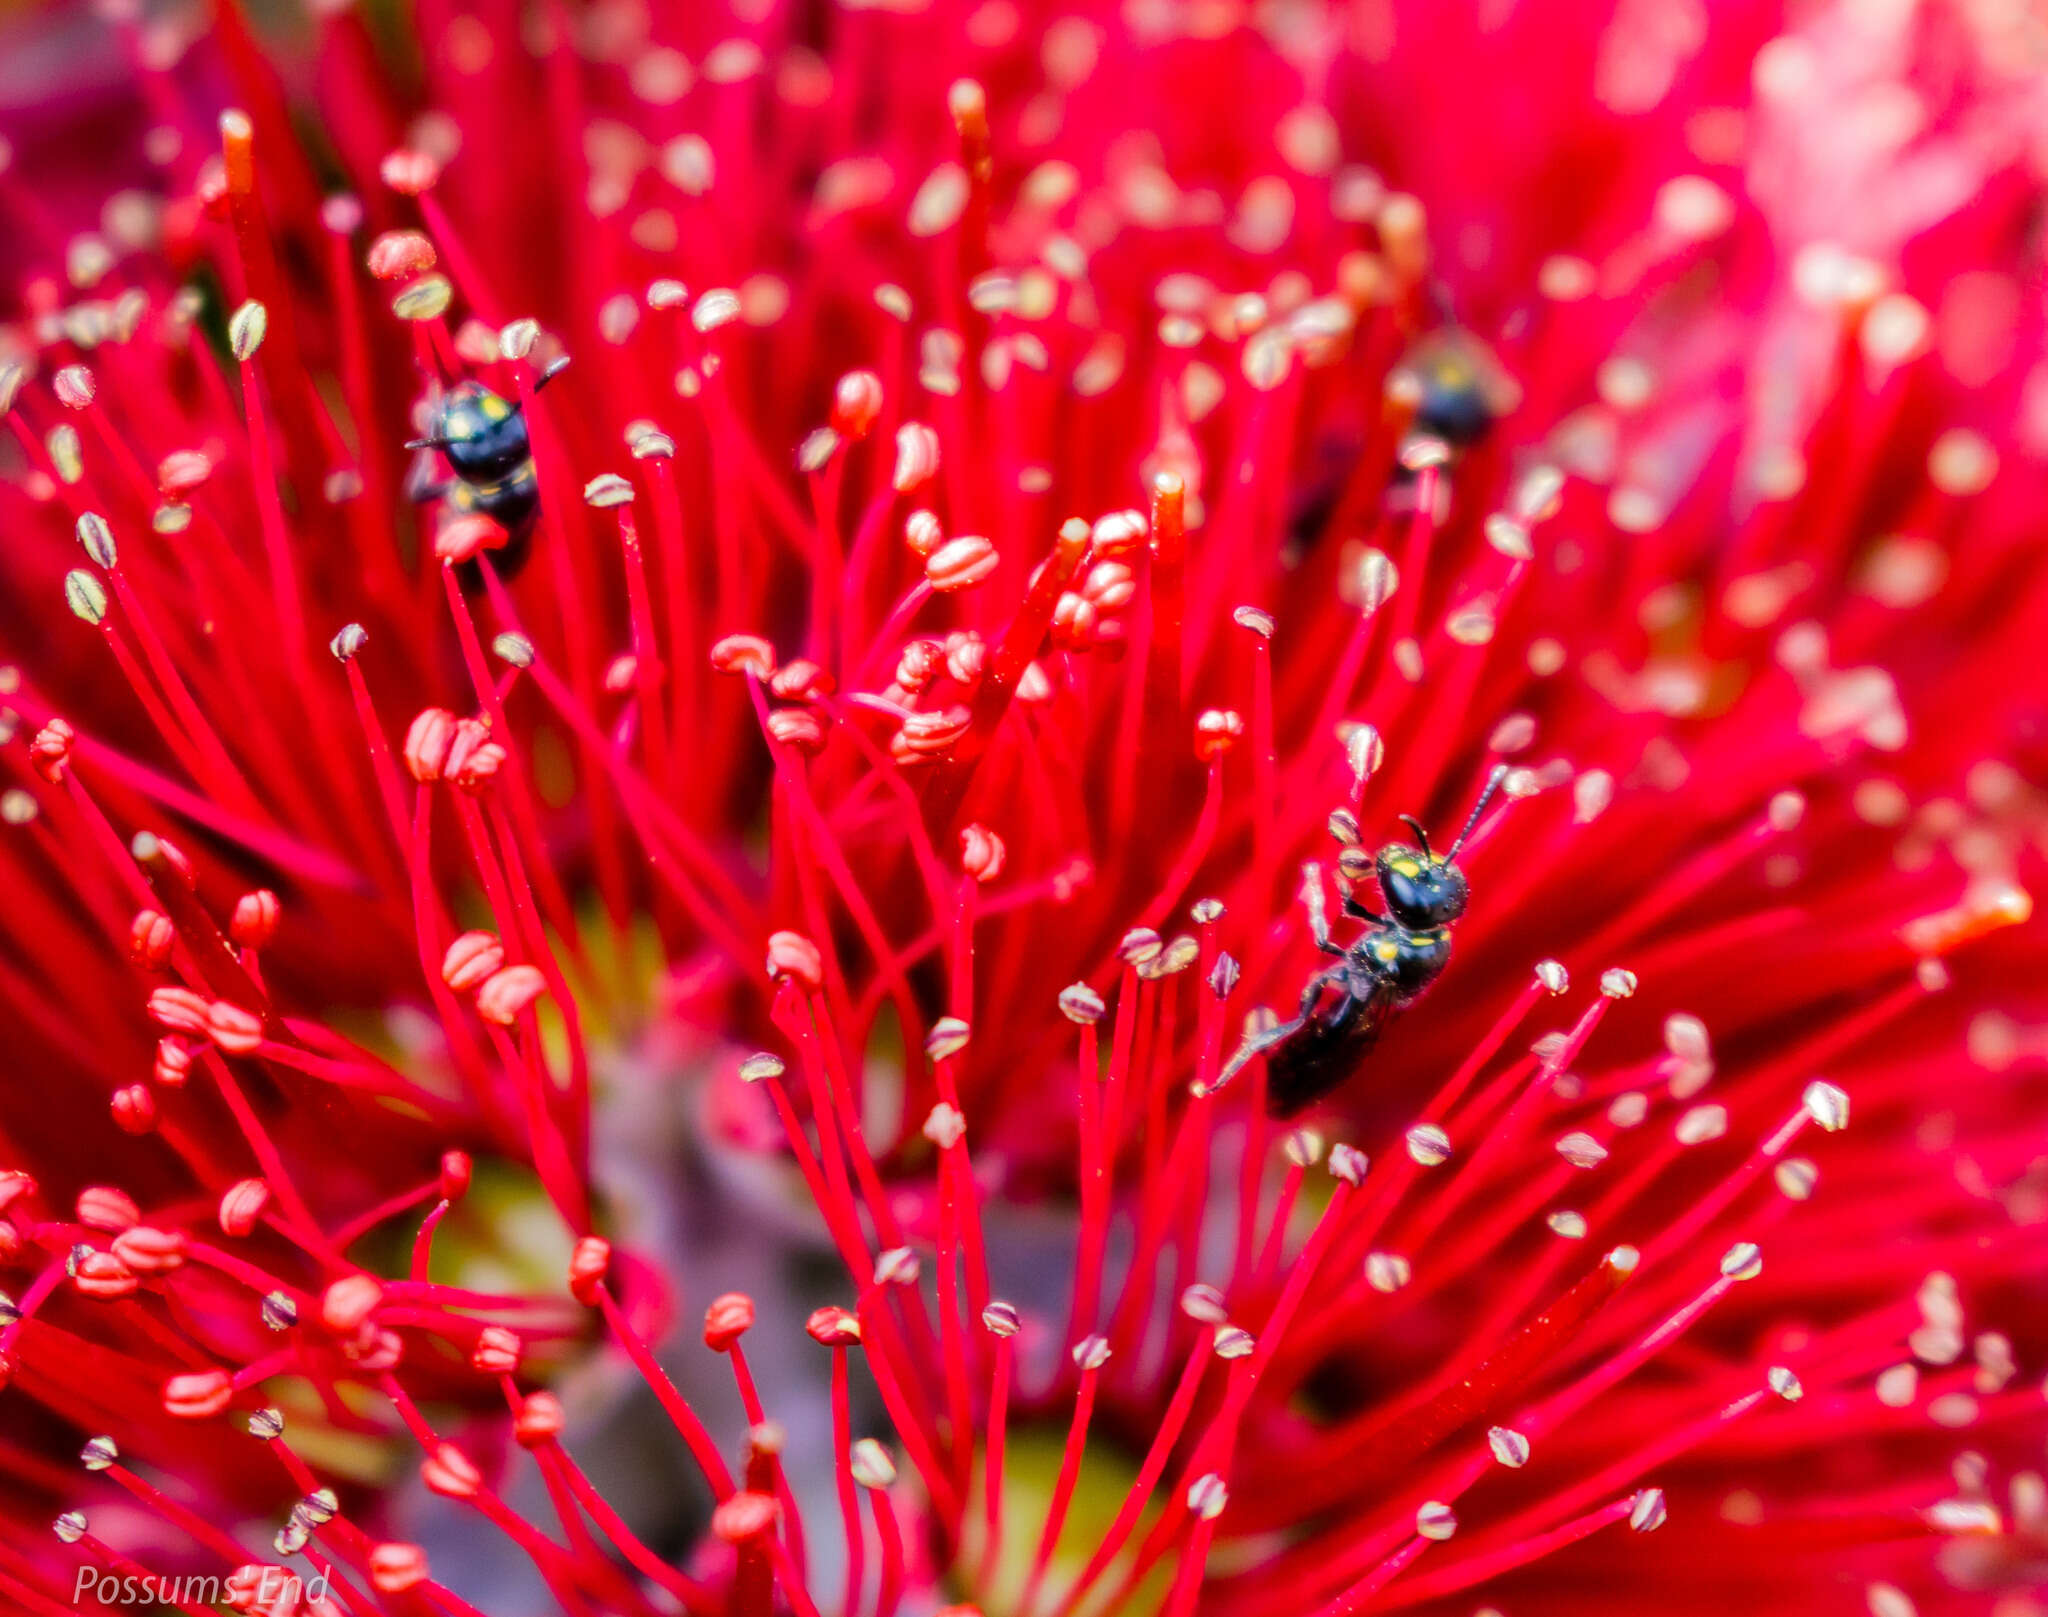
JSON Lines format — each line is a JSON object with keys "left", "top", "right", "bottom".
{"left": 1375, "top": 843, "right": 1469, "bottom": 929}
{"left": 1397, "top": 329, "right": 1517, "bottom": 449}
{"left": 417, "top": 382, "right": 531, "bottom": 480}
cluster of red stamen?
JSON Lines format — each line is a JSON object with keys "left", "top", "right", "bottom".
{"left": 2, "top": 2, "right": 2047, "bottom": 1616}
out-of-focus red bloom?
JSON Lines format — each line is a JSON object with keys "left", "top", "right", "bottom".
{"left": 0, "top": 2, "right": 2045, "bottom": 1616}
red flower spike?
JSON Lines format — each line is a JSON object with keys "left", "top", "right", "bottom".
{"left": 0, "top": 10, "right": 2044, "bottom": 1616}
{"left": 703, "top": 1292, "right": 756, "bottom": 1352}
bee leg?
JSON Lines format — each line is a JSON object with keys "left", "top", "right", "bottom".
{"left": 1341, "top": 892, "right": 1388, "bottom": 926}
{"left": 1294, "top": 964, "right": 1346, "bottom": 1019}
{"left": 1211, "top": 1026, "right": 1291, "bottom": 1094}
{"left": 1316, "top": 987, "right": 1368, "bottom": 1040}
{"left": 1209, "top": 966, "right": 1345, "bottom": 1094}
{"left": 1302, "top": 863, "right": 1345, "bottom": 956}
{"left": 405, "top": 453, "right": 451, "bottom": 506}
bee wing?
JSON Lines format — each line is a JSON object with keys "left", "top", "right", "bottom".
{"left": 1265, "top": 976, "right": 1398, "bottom": 1119}
{"left": 1211, "top": 1016, "right": 1299, "bottom": 1095}
{"left": 403, "top": 445, "right": 450, "bottom": 504}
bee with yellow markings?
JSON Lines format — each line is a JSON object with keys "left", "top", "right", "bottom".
{"left": 1218, "top": 766, "right": 1510, "bottom": 1117}
{"left": 1402, "top": 328, "right": 1516, "bottom": 449}
{"left": 405, "top": 358, "right": 568, "bottom": 579}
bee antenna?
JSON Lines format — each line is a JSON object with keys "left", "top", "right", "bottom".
{"left": 405, "top": 435, "right": 452, "bottom": 451}
{"left": 1446, "top": 765, "right": 1511, "bottom": 864}
{"left": 1397, "top": 814, "right": 1432, "bottom": 859}
{"left": 532, "top": 355, "right": 572, "bottom": 394}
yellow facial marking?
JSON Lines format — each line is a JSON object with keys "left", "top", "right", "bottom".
{"left": 481, "top": 393, "right": 511, "bottom": 421}
{"left": 1390, "top": 857, "right": 1422, "bottom": 878}
{"left": 1374, "top": 939, "right": 1398, "bottom": 962}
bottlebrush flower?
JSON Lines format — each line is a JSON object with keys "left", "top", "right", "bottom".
{"left": 0, "top": 2, "right": 2045, "bottom": 1617}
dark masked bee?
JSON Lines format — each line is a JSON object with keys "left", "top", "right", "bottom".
{"left": 1285, "top": 324, "right": 1518, "bottom": 557}
{"left": 1384, "top": 326, "right": 1520, "bottom": 519}
{"left": 405, "top": 357, "right": 569, "bottom": 580}
{"left": 1402, "top": 328, "right": 1514, "bottom": 449}
{"left": 1216, "top": 766, "right": 1510, "bottom": 1117}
